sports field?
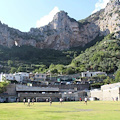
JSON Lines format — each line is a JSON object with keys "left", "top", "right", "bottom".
{"left": 0, "top": 101, "right": 120, "bottom": 120}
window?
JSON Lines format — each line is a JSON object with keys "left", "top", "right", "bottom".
{"left": 37, "top": 75, "right": 39, "bottom": 77}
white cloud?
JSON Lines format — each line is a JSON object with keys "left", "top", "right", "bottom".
{"left": 92, "top": 0, "right": 110, "bottom": 14}
{"left": 36, "top": 7, "right": 60, "bottom": 28}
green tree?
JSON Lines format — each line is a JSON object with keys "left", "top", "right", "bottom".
{"left": 115, "top": 71, "right": 120, "bottom": 82}
{"left": 10, "top": 67, "right": 17, "bottom": 73}
{"left": 66, "top": 67, "right": 75, "bottom": 74}
{"left": 17, "top": 66, "right": 25, "bottom": 72}
{"left": 51, "top": 69, "right": 58, "bottom": 74}
{"left": 49, "top": 63, "right": 55, "bottom": 70}
{"left": 7, "top": 60, "right": 13, "bottom": 66}
{"left": 0, "top": 80, "right": 10, "bottom": 93}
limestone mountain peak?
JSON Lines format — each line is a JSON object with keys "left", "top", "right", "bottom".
{"left": 0, "top": 1, "right": 120, "bottom": 50}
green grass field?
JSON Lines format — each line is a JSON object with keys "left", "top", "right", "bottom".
{"left": 0, "top": 101, "right": 120, "bottom": 120}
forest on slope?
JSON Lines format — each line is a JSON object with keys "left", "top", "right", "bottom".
{"left": 70, "top": 33, "right": 120, "bottom": 74}
{"left": 47, "top": 33, "right": 120, "bottom": 75}
{"left": 0, "top": 32, "right": 120, "bottom": 76}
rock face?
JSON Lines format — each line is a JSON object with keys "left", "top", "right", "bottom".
{"left": 97, "top": 0, "right": 120, "bottom": 35}
{"left": 29, "top": 11, "right": 100, "bottom": 50}
{"left": 0, "top": 0, "right": 120, "bottom": 50}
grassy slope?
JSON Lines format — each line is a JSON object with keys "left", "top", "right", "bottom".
{"left": 0, "top": 101, "right": 120, "bottom": 120}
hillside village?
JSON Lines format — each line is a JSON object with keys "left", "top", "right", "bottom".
{"left": 0, "top": 71, "right": 107, "bottom": 84}
{"left": 0, "top": 71, "right": 117, "bottom": 103}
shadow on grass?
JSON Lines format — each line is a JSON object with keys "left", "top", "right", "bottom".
{"left": 44, "top": 109, "right": 93, "bottom": 113}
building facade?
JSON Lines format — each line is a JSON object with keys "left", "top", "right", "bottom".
{"left": 0, "top": 83, "right": 90, "bottom": 102}
{"left": 90, "top": 82, "right": 120, "bottom": 101}
{"left": 81, "top": 71, "right": 107, "bottom": 78}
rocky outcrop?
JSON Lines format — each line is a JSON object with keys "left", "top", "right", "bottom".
{"left": 29, "top": 11, "right": 100, "bottom": 50}
{"left": 0, "top": 0, "right": 120, "bottom": 50}
{"left": 97, "top": 0, "right": 120, "bottom": 35}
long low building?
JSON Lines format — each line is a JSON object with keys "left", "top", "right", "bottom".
{"left": 0, "top": 83, "right": 90, "bottom": 102}
{"left": 16, "top": 85, "right": 61, "bottom": 101}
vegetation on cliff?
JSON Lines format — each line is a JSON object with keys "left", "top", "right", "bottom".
{"left": 70, "top": 33, "right": 120, "bottom": 74}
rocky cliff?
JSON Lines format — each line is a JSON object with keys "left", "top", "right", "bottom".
{"left": 0, "top": 0, "right": 120, "bottom": 50}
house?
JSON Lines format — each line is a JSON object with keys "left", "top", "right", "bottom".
{"left": 3, "top": 74, "right": 15, "bottom": 81}
{"left": 0, "top": 72, "right": 30, "bottom": 82}
{"left": 0, "top": 73, "right": 15, "bottom": 81}
{"left": 14, "top": 72, "right": 29, "bottom": 82}
{"left": 81, "top": 71, "right": 107, "bottom": 78}
{"left": 34, "top": 73, "right": 46, "bottom": 81}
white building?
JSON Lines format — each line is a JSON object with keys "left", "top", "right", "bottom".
{"left": 3, "top": 74, "right": 15, "bottom": 81}
{"left": 0, "top": 73, "right": 15, "bottom": 82}
{"left": 90, "top": 82, "right": 120, "bottom": 101}
{"left": 0, "top": 73, "right": 3, "bottom": 82}
{"left": 81, "top": 71, "right": 107, "bottom": 78}
{"left": 14, "top": 72, "right": 29, "bottom": 82}
{"left": 16, "top": 72, "right": 29, "bottom": 78}
{"left": 0, "top": 72, "right": 30, "bottom": 82}
{"left": 34, "top": 73, "right": 46, "bottom": 81}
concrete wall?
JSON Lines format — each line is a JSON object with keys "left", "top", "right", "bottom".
{"left": 102, "top": 87, "right": 120, "bottom": 101}
{"left": 5, "top": 84, "right": 16, "bottom": 95}
{"left": 0, "top": 84, "right": 17, "bottom": 102}
{"left": 101, "top": 83, "right": 120, "bottom": 90}
{"left": 90, "top": 83, "right": 120, "bottom": 101}
{"left": 90, "top": 89, "right": 103, "bottom": 100}
{"left": 0, "top": 96, "right": 17, "bottom": 102}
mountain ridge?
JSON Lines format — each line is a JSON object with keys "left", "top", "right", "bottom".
{"left": 0, "top": 0, "right": 120, "bottom": 50}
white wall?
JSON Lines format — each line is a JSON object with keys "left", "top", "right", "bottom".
{"left": 35, "top": 73, "right": 46, "bottom": 80}
{"left": 5, "top": 74, "right": 14, "bottom": 80}
{"left": 90, "top": 89, "right": 103, "bottom": 100}
{"left": 17, "top": 72, "right": 29, "bottom": 77}
{"left": 81, "top": 71, "right": 107, "bottom": 77}
{"left": 14, "top": 75, "right": 22, "bottom": 82}
{"left": 0, "top": 74, "right": 2, "bottom": 82}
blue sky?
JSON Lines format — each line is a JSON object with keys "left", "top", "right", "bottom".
{"left": 0, "top": 0, "right": 110, "bottom": 32}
